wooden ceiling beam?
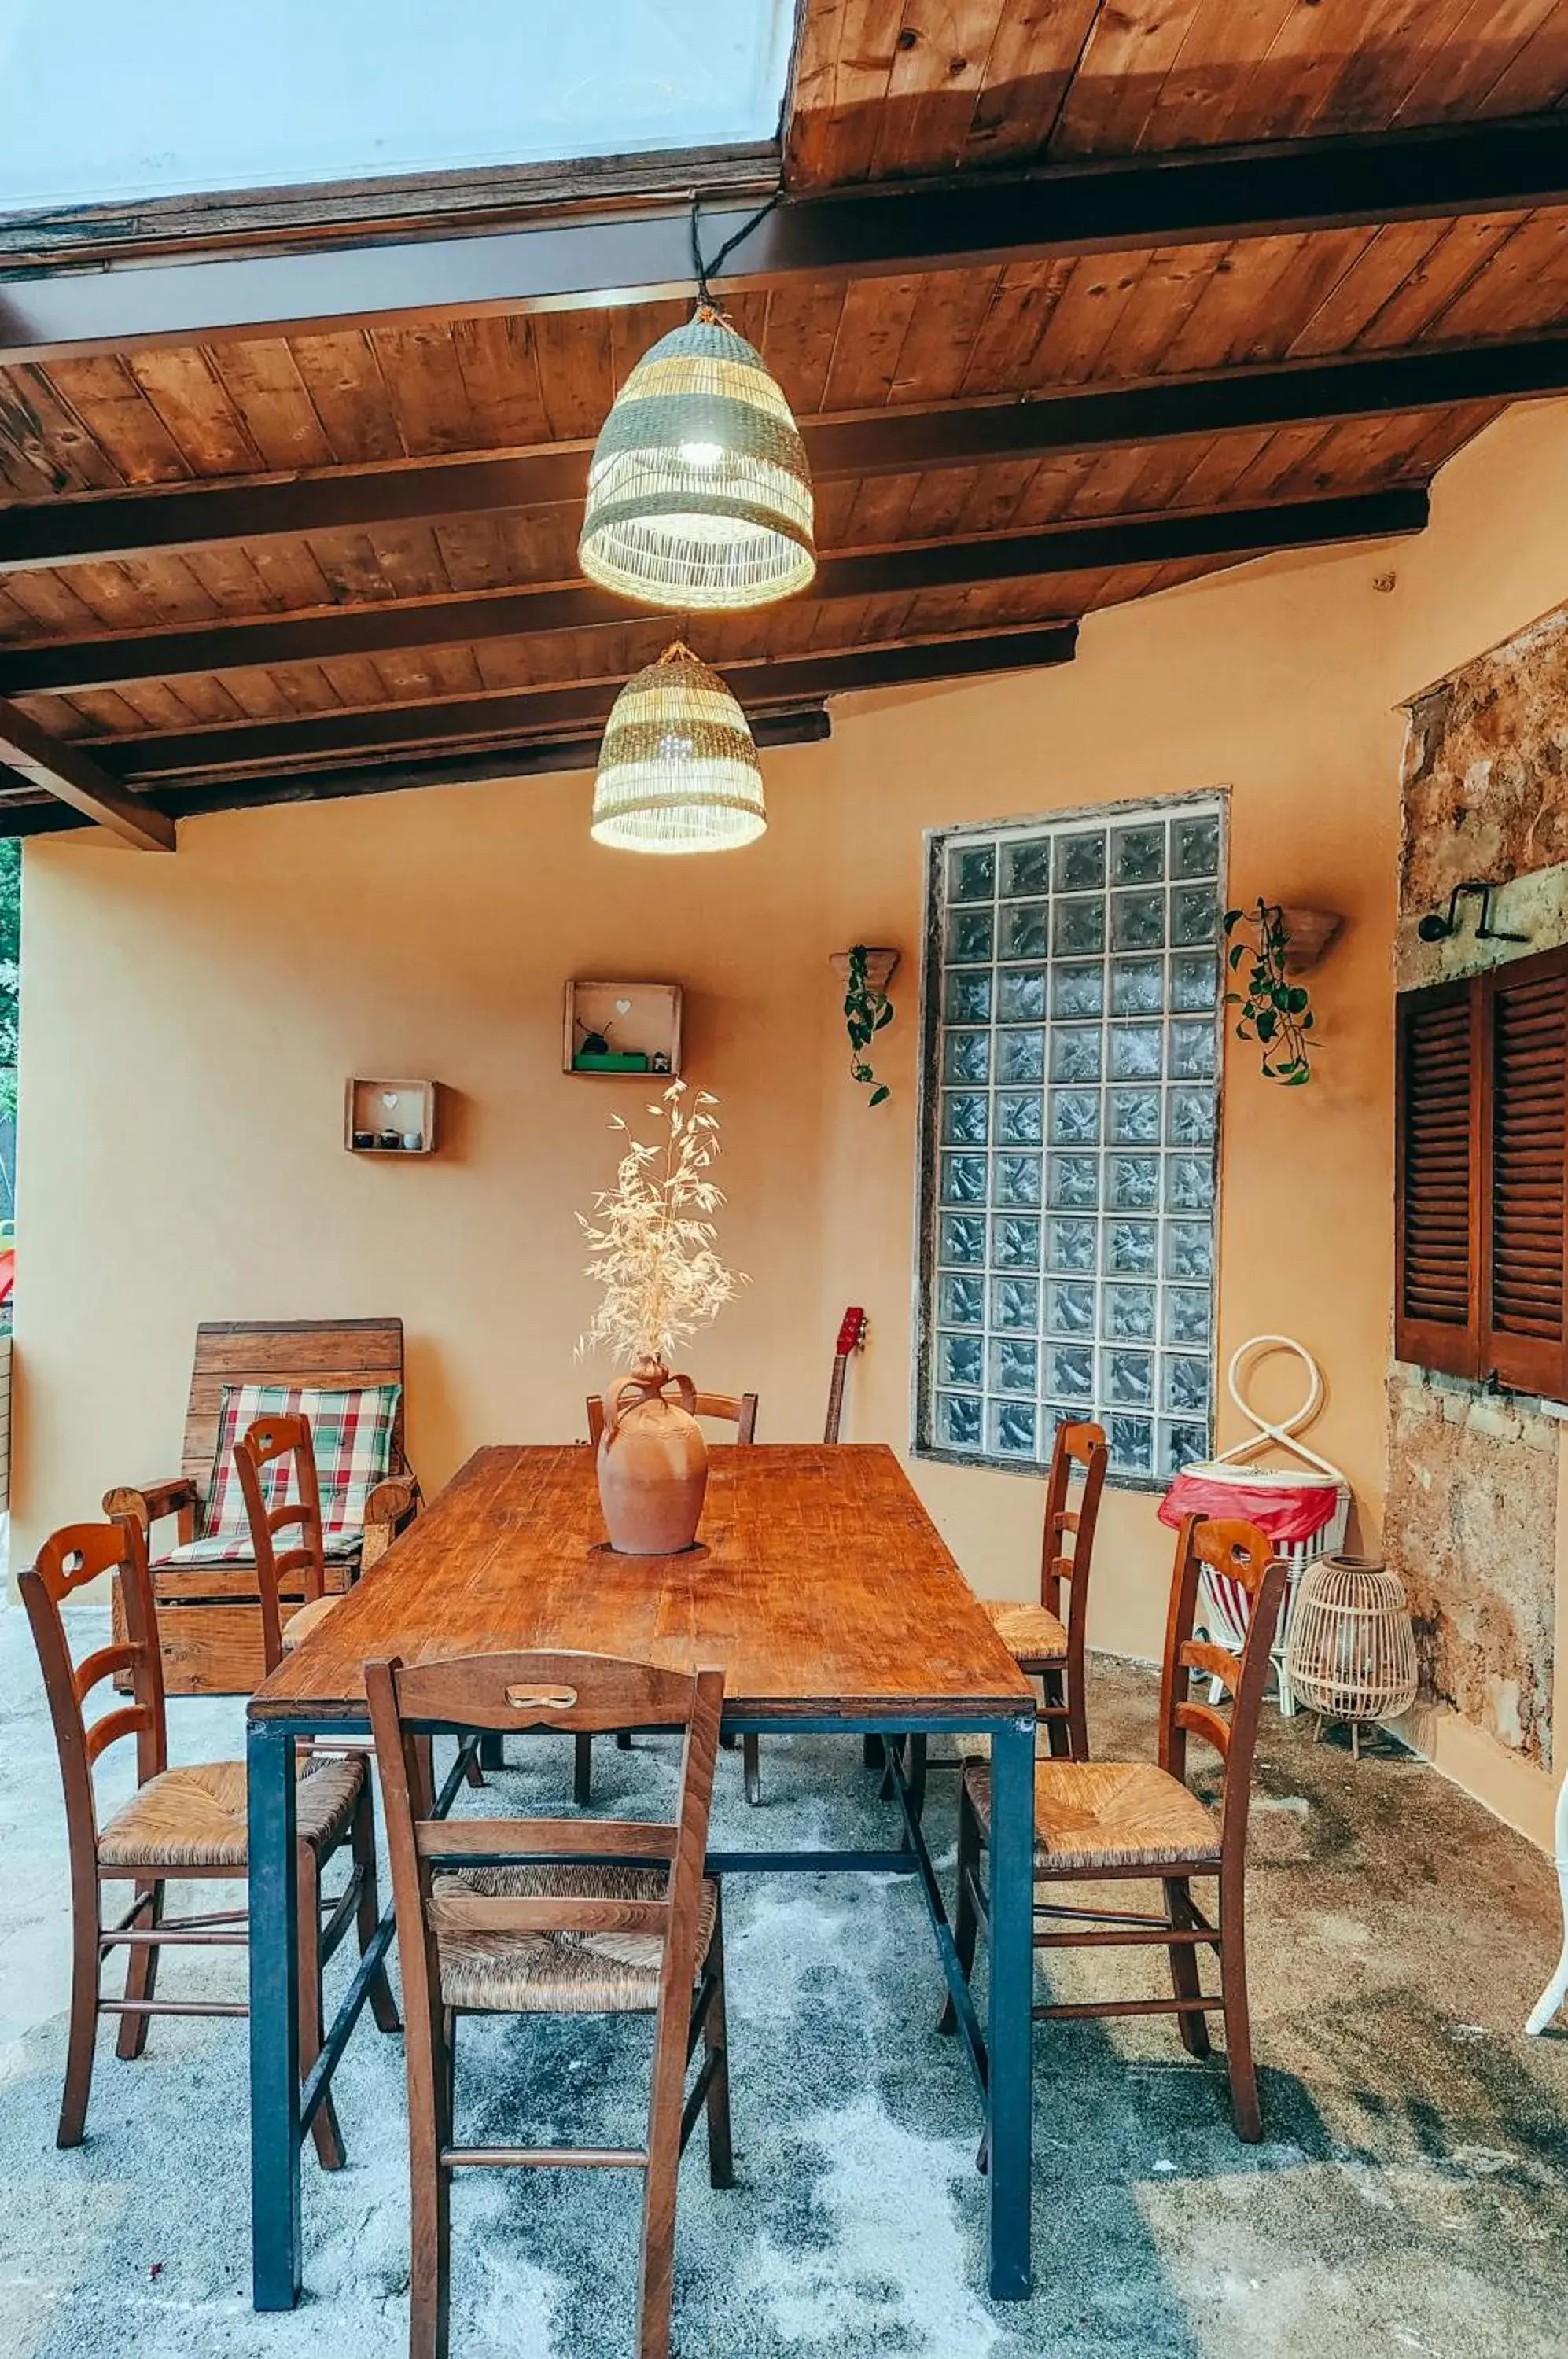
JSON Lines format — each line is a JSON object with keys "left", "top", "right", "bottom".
{"left": 0, "top": 488, "right": 1427, "bottom": 694}
{"left": 88, "top": 624, "right": 1078, "bottom": 783}
{"left": 2, "top": 115, "right": 1565, "bottom": 362}
{"left": 0, "top": 698, "right": 174, "bottom": 848}
{"left": 0, "top": 333, "right": 1551, "bottom": 572}
{"left": 0, "top": 142, "right": 779, "bottom": 271}
{"left": 0, "top": 708, "right": 834, "bottom": 837}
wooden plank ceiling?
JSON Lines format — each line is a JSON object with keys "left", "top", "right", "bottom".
{"left": 787, "top": 0, "right": 1568, "bottom": 182}
{"left": 2, "top": 1, "right": 1568, "bottom": 841}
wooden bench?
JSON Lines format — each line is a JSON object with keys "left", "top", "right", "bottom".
{"left": 106, "top": 1318, "right": 417, "bottom": 1695}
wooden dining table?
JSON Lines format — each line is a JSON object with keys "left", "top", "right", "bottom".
{"left": 245, "top": 1442, "right": 1039, "bottom": 2309}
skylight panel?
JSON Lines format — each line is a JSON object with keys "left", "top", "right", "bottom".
{"left": 0, "top": 1, "right": 792, "bottom": 215}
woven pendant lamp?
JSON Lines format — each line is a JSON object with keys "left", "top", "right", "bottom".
{"left": 591, "top": 642, "right": 767, "bottom": 855}
{"left": 580, "top": 307, "right": 815, "bottom": 613}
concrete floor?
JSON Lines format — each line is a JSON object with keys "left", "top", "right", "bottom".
{"left": 1, "top": 1599, "right": 1566, "bottom": 2358}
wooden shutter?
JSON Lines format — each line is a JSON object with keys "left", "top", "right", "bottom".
{"left": 1481, "top": 948, "right": 1568, "bottom": 1396}
{"left": 1396, "top": 980, "right": 1480, "bottom": 1378}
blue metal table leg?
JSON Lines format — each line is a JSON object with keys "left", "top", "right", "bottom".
{"left": 987, "top": 1710, "right": 1036, "bottom": 2300}
{"left": 248, "top": 1718, "right": 302, "bottom": 2310}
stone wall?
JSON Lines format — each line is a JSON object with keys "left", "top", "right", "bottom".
{"left": 1384, "top": 1370, "right": 1557, "bottom": 1764}
{"left": 1389, "top": 601, "right": 1568, "bottom": 1774}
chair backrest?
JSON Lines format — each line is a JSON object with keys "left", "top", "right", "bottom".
{"left": 585, "top": 1389, "right": 759, "bottom": 1448}
{"left": 234, "top": 1411, "right": 329, "bottom": 1675}
{"left": 1158, "top": 1515, "right": 1287, "bottom": 1857}
{"left": 19, "top": 1518, "right": 167, "bottom": 1867}
{"left": 1039, "top": 1419, "right": 1109, "bottom": 1657}
{"left": 182, "top": 1318, "right": 407, "bottom": 1515}
{"left": 366, "top": 1650, "right": 723, "bottom": 2063}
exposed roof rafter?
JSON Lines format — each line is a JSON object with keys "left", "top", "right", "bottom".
{"left": 90, "top": 624, "right": 1080, "bottom": 785}
{"left": 0, "top": 698, "right": 175, "bottom": 848}
{"left": 0, "top": 708, "right": 834, "bottom": 836}
{"left": 0, "top": 488, "right": 1427, "bottom": 694}
{"left": 0, "top": 335, "right": 1545, "bottom": 572}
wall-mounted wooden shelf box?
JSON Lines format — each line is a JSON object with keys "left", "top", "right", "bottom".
{"left": 565, "top": 982, "right": 683, "bottom": 1077}
{"left": 345, "top": 1078, "right": 436, "bottom": 1155}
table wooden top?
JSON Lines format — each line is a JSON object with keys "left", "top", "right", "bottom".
{"left": 250, "top": 1443, "right": 1034, "bottom": 1726}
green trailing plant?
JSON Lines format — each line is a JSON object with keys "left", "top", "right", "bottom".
{"left": 844, "top": 944, "right": 894, "bottom": 1108}
{"left": 1224, "top": 899, "right": 1316, "bottom": 1085}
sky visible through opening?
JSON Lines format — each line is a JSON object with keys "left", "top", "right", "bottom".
{"left": 0, "top": 2, "right": 793, "bottom": 215}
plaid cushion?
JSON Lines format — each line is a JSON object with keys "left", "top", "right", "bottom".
{"left": 160, "top": 1382, "right": 401, "bottom": 1569}
{"left": 159, "top": 1529, "right": 361, "bottom": 1569}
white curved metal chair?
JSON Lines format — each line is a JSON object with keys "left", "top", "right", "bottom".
{"left": 1526, "top": 1768, "right": 1568, "bottom": 2035}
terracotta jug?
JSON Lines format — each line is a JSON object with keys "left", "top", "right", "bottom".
{"left": 597, "top": 1361, "right": 708, "bottom": 1555}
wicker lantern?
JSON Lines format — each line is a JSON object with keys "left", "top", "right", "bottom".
{"left": 579, "top": 309, "right": 816, "bottom": 613}
{"left": 1283, "top": 1554, "right": 1419, "bottom": 1756}
{"left": 591, "top": 642, "right": 767, "bottom": 855}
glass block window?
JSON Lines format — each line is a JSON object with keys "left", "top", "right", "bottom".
{"left": 919, "top": 795, "right": 1224, "bottom": 1487}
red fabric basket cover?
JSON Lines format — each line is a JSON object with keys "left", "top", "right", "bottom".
{"left": 1157, "top": 1470, "right": 1339, "bottom": 1544}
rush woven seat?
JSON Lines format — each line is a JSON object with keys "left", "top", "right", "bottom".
{"left": 970, "top": 1420, "right": 1107, "bottom": 1763}
{"left": 942, "top": 1514, "right": 1289, "bottom": 2144}
{"left": 368, "top": 1647, "right": 734, "bottom": 2359}
{"left": 432, "top": 1864, "right": 721, "bottom": 2015}
{"left": 963, "top": 1758, "right": 1220, "bottom": 1873}
{"left": 98, "top": 1754, "right": 363, "bottom": 1872}
{"left": 979, "top": 1599, "right": 1068, "bottom": 1663}
{"left": 20, "top": 1513, "right": 397, "bottom": 2162}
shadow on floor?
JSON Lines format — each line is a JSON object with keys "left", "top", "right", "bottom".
{"left": 2, "top": 1618, "right": 1566, "bottom": 2358}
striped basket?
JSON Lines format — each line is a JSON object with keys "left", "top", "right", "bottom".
{"left": 1194, "top": 1471, "right": 1350, "bottom": 1716}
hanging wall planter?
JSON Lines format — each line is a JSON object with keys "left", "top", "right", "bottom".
{"left": 830, "top": 947, "right": 899, "bottom": 1108}
{"left": 1223, "top": 900, "right": 1337, "bottom": 1085}
{"left": 1275, "top": 906, "right": 1343, "bottom": 974}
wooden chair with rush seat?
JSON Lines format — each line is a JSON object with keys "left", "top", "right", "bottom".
{"left": 941, "top": 1514, "right": 1287, "bottom": 2141}
{"left": 233, "top": 1409, "right": 343, "bottom": 1668}
{"left": 879, "top": 1414, "right": 1106, "bottom": 1817}
{"left": 19, "top": 1514, "right": 398, "bottom": 2164}
{"left": 582, "top": 1386, "right": 760, "bottom": 1805}
{"left": 105, "top": 1317, "right": 421, "bottom": 1695}
{"left": 366, "top": 1647, "right": 734, "bottom": 2359}
{"left": 235, "top": 1409, "right": 483, "bottom": 1789}
{"left": 976, "top": 1417, "right": 1109, "bottom": 1761}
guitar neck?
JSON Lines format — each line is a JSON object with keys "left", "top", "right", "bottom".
{"left": 823, "top": 1353, "right": 850, "bottom": 1446}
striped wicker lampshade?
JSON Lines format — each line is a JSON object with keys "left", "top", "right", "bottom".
{"left": 591, "top": 642, "right": 767, "bottom": 855}
{"left": 1283, "top": 1554, "right": 1419, "bottom": 1744}
{"left": 579, "top": 308, "right": 815, "bottom": 613}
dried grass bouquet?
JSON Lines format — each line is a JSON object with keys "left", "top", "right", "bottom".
{"left": 577, "top": 1081, "right": 745, "bottom": 1375}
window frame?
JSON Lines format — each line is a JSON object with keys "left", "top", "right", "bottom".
{"left": 913, "top": 787, "right": 1228, "bottom": 1489}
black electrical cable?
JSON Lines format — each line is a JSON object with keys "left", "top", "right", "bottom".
{"left": 689, "top": 188, "right": 782, "bottom": 309}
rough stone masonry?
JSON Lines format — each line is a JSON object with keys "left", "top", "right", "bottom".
{"left": 1389, "top": 601, "right": 1568, "bottom": 1773}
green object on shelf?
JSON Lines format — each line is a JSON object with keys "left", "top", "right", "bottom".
{"left": 574, "top": 1051, "right": 650, "bottom": 1073}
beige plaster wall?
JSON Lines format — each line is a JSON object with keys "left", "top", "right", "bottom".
{"left": 17, "top": 396, "right": 1568, "bottom": 1848}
